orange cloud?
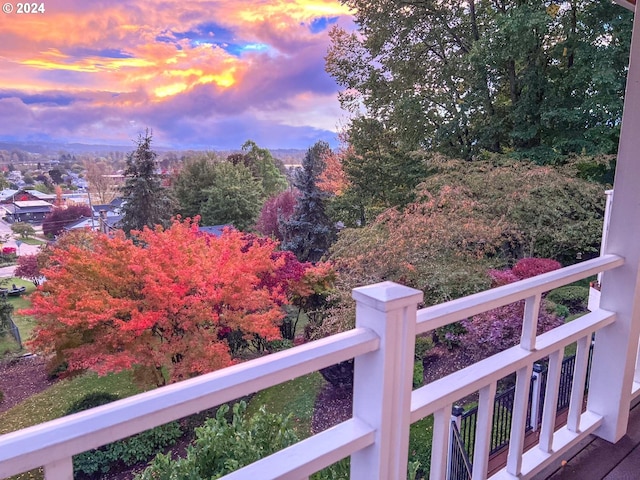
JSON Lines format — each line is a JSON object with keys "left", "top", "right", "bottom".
{"left": 0, "top": 0, "right": 351, "bottom": 148}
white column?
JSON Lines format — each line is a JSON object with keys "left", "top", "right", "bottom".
{"left": 587, "top": 4, "right": 640, "bottom": 443}
{"left": 350, "top": 281, "right": 423, "bottom": 480}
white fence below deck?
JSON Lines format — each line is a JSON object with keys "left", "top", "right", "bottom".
{"left": 0, "top": 254, "right": 629, "bottom": 480}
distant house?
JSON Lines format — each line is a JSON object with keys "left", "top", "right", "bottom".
{"left": 23, "top": 189, "right": 56, "bottom": 203}
{"left": 63, "top": 212, "right": 123, "bottom": 236}
{"left": 199, "top": 225, "right": 233, "bottom": 237}
{"left": 5, "top": 200, "right": 54, "bottom": 224}
{"left": 91, "top": 202, "right": 121, "bottom": 218}
{"left": 0, "top": 189, "right": 18, "bottom": 203}
{"left": 109, "top": 197, "right": 125, "bottom": 212}
{"left": 63, "top": 217, "right": 96, "bottom": 232}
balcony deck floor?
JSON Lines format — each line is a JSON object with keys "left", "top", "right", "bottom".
{"left": 546, "top": 401, "right": 640, "bottom": 479}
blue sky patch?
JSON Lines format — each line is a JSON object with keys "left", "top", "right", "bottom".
{"left": 308, "top": 16, "right": 339, "bottom": 34}
{"left": 69, "top": 48, "right": 134, "bottom": 59}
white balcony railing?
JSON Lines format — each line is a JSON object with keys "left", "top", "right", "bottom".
{"left": 0, "top": 254, "right": 628, "bottom": 480}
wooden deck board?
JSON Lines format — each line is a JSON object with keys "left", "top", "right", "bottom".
{"left": 545, "top": 402, "right": 640, "bottom": 479}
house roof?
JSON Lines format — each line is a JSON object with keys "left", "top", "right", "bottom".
{"left": 14, "top": 200, "right": 53, "bottom": 208}
{"left": 92, "top": 204, "right": 119, "bottom": 216}
{"left": 104, "top": 215, "right": 122, "bottom": 228}
{"left": 23, "top": 189, "right": 56, "bottom": 201}
{"left": 199, "top": 225, "right": 233, "bottom": 237}
{"left": 63, "top": 217, "right": 95, "bottom": 231}
{"left": 0, "top": 189, "right": 18, "bottom": 202}
{"left": 110, "top": 197, "right": 124, "bottom": 208}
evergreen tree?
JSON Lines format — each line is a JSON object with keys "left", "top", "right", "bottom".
{"left": 121, "top": 131, "right": 174, "bottom": 234}
{"left": 172, "top": 153, "right": 219, "bottom": 219}
{"left": 281, "top": 142, "right": 335, "bottom": 262}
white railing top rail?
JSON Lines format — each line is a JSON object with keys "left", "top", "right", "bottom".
{"left": 416, "top": 254, "right": 623, "bottom": 334}
{"left": 0, "top": 327, "right": 379, "bottom": 478}
{"left": 411, "top": 307, "right": 615, "bottom": 422}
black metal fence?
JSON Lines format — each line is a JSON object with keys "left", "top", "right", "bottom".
{"left": 453, "top": 343, "right": 594, "bottom": 476}
{"left": 449, "top": 421, "right": 473, "bottom": 480}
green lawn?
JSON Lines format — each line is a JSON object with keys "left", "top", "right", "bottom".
{"left": 18, "top": 237, "right": 46, "bottom": 246}
{"left": 0, "top": 371, "right": 143, "bottom": 480}
{"left": 0, "top": 278, "right": 39, "bottom": 354}
{"left": 246, "top": 372, "right": 325, "bottom": 438}
{"left": 0, "top": 371, "right": 143, "bottom": 436}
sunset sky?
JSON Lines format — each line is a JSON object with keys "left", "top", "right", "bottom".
{"left": 0, "top": 0, "right": 354, "bottom": 150}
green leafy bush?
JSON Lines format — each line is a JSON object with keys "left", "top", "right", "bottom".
{"left": 0, "top": 389, "right": 4, "bottom": 403}
{"left": 546, "top": 286, "right": 589, "bottom": 314}
{"left": 414, "top": 336, "right": 433, "bottom": 360}
{"left": 64, "top": 392, "right": 121, "bottom": 415}
{"left": 74, "top": 422, "right": 182, "bottom": 476}
{"left": 137, "top": 401, "right": 297, "bottom": 479}
{"left": 413, "top": 360, "right": 424, "bottom": 388}
{"left": 66, "top": 392, "right": 182, "bottom": 476}
{"left": 555, "top": 304, "right": 571, "bottom": 319}
{"left": 267, "top": 338, "right": 294, "bottom": 352}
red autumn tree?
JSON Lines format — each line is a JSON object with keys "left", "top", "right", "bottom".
{"left": 14, "top": 254, "right": 43, "bottom": 285}
{"left": 254, "top": 190, "right": 298, "bottom": 241}
{"left": 25, "top": 219, "right": 292, "bottom": 386}
{"left": 42, "top": 204, "right": 93, "bottom": 238}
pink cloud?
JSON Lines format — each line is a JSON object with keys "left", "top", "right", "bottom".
{"left": 0, "top": 0, "right": 352, "bottom": 148}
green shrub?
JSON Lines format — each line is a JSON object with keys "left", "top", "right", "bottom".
{"left": 137, "top": 401, "right": 297, "bottom": 479}
{"left": 74, "top": 421, "right": 183, "bottom": 476}
{"left": 66, "top": 391, "right": 182, "bottom": 476}
{"left": 415, "top": 335, "right": 433, "bottom": 360}
{"left": 64, "top": 392, "right": 121, "bottom": 416}
{"left": 413, "top": 360, "right": 424, "bottom": 388}
{"left": 546, "top": 286, "right": 589, "bottom": 314}
{"left": 267, "top": 338, "right": 294, "bottom": 352}
{"left": 555, "top": 304, "right": 570, "bottom": 319}
{"left": 0, "top": 389, "right": 4, "bottom": 403}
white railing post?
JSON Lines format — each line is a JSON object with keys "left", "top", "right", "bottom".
{"left": 350, "top": 281, "right": 423, "bottom": 480}
{"left": 587, "top": 2, "right": 640, "bottom": 443}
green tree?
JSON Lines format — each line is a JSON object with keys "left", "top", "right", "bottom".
{"left": 420, "top": 157, "right": 606, "bottom": 264}
{"left": 172, "top": 153, "right": 219, "bottom": 218}
{"left": 120, "top": 131, "right": 175, "bottom": 234}
{"left": 326, "top": 0, "right": 632, "bottom": 161}
{"left": 340, "top": 117, "right": 429, "bottom": 225}
{"left": 200, "top": 162, "right": 264, "bottom": 231}
{"left": 230, "top": 140, "right": 288, "bottom": 198}
{"left": 10, "top": 222, "right": 35, "bottom": 239}
{"left": 281, "top": 142, "right": 336, "bottom": 262}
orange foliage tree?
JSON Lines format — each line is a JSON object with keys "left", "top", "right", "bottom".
{"left": 25, "top": 219, "right": 305, "bottom": 386}
{"left": 317, "top": 147, "right": 349, "bottom": 196}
